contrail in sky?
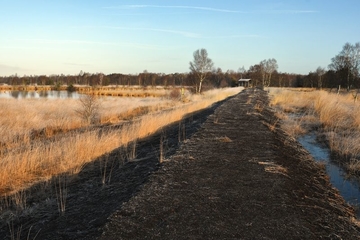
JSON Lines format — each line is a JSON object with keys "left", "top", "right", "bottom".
{"left": 103, "top": 5, "right": 317, "bottom": 14}
{"left": 15, "top": 38, "right": 175, "bottom": 50}
{"left": 103, "top": 5, "right": 243, "bottom": 13}
{"left": 103, "top": 26, "right": 201, "bottom": 38}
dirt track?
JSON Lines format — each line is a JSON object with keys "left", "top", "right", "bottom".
{"left": 100, "top": 88, "right": 360, "bottom": 239}
{"left": 1, "top": 88, "right": 360, "bottom": 239}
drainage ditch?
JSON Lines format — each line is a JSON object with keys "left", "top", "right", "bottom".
{"left": 298, "top": 133, "right": 360, "bottom": 217}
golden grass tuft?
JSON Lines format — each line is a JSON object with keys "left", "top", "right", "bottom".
{"left": 216, "top": 136, "right": 233, "bottom": 142}
{"left": 257, "top": 161, "right": 288, "bottom": 177}
{"left": 348, "top": 158, "right": 360, "bottom": 175}
{"left": 269, "top": 88, "right": 314, "bottom": 112}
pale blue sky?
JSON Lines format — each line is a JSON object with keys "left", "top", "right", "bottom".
{"left": 0, "top": 0, "right": 359, "bottom": 76}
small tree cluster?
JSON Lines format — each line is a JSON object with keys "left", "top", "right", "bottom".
{"left": 259, "top": 59, "right": 278, "bottom": 88}
{"left": 329, "top": 42, "right": 360, "bottom": 90}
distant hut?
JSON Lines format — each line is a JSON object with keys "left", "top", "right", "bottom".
{"left": 238, "top": 79, "right": 251, "bottom": 87}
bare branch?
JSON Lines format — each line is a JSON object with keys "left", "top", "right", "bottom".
{"left": 75, "top": 94, "right": 101, "bottom": 125}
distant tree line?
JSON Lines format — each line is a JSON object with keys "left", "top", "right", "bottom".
{"left": 300, "top": 42, "right": 360, "bottom": 90}
{"left": 1, "top": 42, "right": 358, "bottom": 90}
{"left": 0, "top": 69, "right": 301, "bottom": 90}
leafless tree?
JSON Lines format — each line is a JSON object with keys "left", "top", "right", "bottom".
{"left": 316, "top": 66, "right": 326, "bottom": 89}
{"left": 238, "top": 66, "right": 246, "bottom": 79}
{"left": 329, "top": 42, "right": 360, "bottom": 90}
{"left": 76, "top": 94, "right": 101, "bottom": 125}
{"left": 259, "top": 58, "right": 278, "bottom": 88}
{"left": 189, "top": 48, "right": 214, "bottom": 93}
{"left": 98, "top": 73, "right": 104, "bottom": 86}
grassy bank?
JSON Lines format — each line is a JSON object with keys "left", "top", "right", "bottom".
{"left": 0, "top": 87, "right": 242, "bottom": 196}
{"left": 270, "top": 88, "right": 360, "bottom": 173}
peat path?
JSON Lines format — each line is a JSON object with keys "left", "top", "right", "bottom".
{"left": 100, "top": 88, "right": 360, "bottom": 239}
{"left": 1, "top": 89, "right": 360, "bottom": 239}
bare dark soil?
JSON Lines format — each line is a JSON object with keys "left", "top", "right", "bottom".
{"left": 1, "top": 88, "right": 360, "bottom": 239}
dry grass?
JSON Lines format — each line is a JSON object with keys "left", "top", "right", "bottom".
{"left": 325, "top": 131, "right": 360, "bottom": 159}
{"left": 257, "top": 161, "right": 289, "bottom": 177}
{"left": 269, "top": 88, "right": 360, "bottom": 172}
{"left": 348, "top": 158, "right": 360, "bottom": 175}
{"left": 0, "top": 97, "right": 175, "bottom": 152}
{"left": 269, "top": 88, "right": 315, "bottom": 112}
{"left": 216, "top": 136, "right": 233, "bottom": 142}
{"left": 0, "top": 87, "right": 243, "bottom": 196}
{"left": 79, "top": 85, "right": 191, "bottom": 98}
{"left": 313, "top": 91, "right": 360, "bottom": 131}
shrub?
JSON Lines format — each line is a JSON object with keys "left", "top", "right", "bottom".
{"left": 67, "top": 84, "right": 76, "bottom": 92}
{"left": 76, "top": 95, "right": 101, "bottom": 125}
{"left": 169, "top": 88, "right": 181, "bottom": 101}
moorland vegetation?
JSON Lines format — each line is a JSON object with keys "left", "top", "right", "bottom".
{"left": 270, "top": 88, "right": 360, "bottom": 174}
{"left": 0, "top": 87, "right": 242, "bottom": 199}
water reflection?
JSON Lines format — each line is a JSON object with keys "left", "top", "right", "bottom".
{"left": 0, "top": 90, "right": 83, "bottom": 99}
{"left": 298, "top": 133, "right": 360, "bottom": 217}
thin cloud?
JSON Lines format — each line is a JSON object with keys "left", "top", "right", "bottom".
{"left": 120, "top": 41, "right": 173, "bottom": 50}
{"left": 103, "top": 5, "right": 317, "bottom": 14}
{"left": 202, "top": 34, "right": 265, "bottom": 39}
{"left": 15, "top": 38, "right": 171, "bottom": 50}
{"left": 103, "top": 26, "right": 201, "bottom": 38}
{"left": 15, "top": 38, "right": 118, "bottom": 46}
{"left": 0, "top": 64, "right": 25, "bottom": 72}
{"left": 103, "top": 5, "right": 244, "bottom": 13}
{"left": 63, "top": 62, "right": 92, "bottom": 67}
{"left": 266, "top": 10, "right": 318, "bottom": 14}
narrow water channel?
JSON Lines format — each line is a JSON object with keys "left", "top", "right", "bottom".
{"left": 298, "top": 133, "right": 360, "bottom": 217}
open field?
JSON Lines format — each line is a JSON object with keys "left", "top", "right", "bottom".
{"left": 0, "top": 87, "right": 242, "bottom": 197}
{"left": 269, "top": 87, "right": 360, "bottom": 173}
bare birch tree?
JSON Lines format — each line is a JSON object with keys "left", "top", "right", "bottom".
{"left": 189, "top": 48, "right": 214, "bottom": 93}
{"left": 259, "top": 58, "right": 278, "bottom": 88}
{"left": 316, "top": 66, "right": 326, "bottom": 89}
{"left": 238, "top": 66, "right": 246, "bottom": 79}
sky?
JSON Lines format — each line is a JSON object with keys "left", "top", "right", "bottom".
{"left": 0, "top": 0, "right": 360, "bottom": 77}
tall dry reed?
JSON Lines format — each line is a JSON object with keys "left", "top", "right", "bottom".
{"left": 270, "top": 88, "right": 360, "bottom": 171}
{"left": 0, "top": 97, "right": 176, "bottom": 152}
{"left": 0, "top": 87, "right": 243, "bottom": 195}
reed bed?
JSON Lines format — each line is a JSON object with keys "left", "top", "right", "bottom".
{"left": 0, "top": 87, "right": 242, "bottom": 196}
{"left": 0, "top": 97, "right": 176, "bottom": 151}
{"left": 270, "top": 88, "right": 360, "bottom": 172}
{"left": 86, "top": 87, "right": 174, "bottom": 98}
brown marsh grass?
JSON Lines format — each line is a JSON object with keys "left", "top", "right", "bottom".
{"left": 270, "top": 88, "right": 360, "bottom": 172}
{"left": 0, "top": 87, "right": 243, "bottom": 196}
{"left": 0, "top": 97, "right": 176, "bottom": 151}
{"left": 84, "top": 86, "right": 177, "bottom": 98}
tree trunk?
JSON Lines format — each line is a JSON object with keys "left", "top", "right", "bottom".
{"left": 198, "top": 80, "right": 203, "bottom": 93}
{"left": 318, "top": 76, "right": 322, "bottom": 89}
{"left": 347, "top": 68, "right": 350, "bottom": 91}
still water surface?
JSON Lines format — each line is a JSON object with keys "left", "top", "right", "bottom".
{"left": 298, "top": 133, "right": 360, "bottom": 217}
{"left": 0, "top": 90, "right": 83, "bottom": 99}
